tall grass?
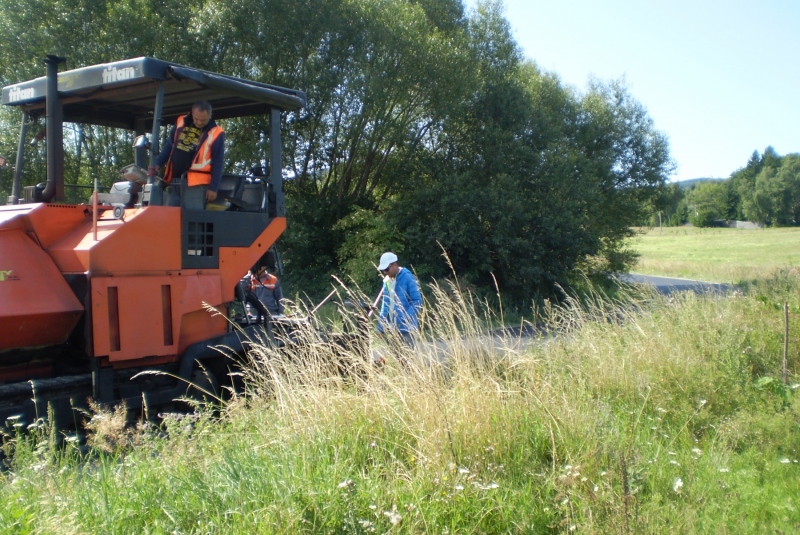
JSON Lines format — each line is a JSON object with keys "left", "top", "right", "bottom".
{"left": 2, "top": 275, "right": 799, "bottom": 533}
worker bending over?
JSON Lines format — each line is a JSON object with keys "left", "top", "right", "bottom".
{"left": 250, "top": 265, "right": 285, "bottom": 318}
{"left": 377, "top": 252, "right": 422, "bottom": 348}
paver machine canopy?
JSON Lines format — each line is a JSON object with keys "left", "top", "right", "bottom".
{"left": 3, "top": 55, "right": 305, "bottom": 205}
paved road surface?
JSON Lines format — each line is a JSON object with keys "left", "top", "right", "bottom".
{"left": 617, "top": 273, "right": 733, "bottom": 295}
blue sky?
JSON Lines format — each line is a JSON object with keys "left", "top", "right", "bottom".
{"left": 466, "top": 1, "right": 800, "bottom": 181}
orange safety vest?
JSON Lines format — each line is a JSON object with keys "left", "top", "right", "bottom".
{"left": 250, "top": 272, "right": 279, "bottom": 291}
{"left": 163, "top": 115, "right": 225, "bottom": 187}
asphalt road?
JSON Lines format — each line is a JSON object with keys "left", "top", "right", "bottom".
{"left": 617, "top": 273, "right": 734, "bottom": 295}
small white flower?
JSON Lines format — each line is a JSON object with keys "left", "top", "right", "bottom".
{"left": 656, "top": 407, "right": 667, "bottom": 413}
{"left": 668, "top": 451, "right": 677, "bottom": 456}
{"left": 698, "top": 399, "right": 707, "bottom": 408}
{"left": 383, "top": 509, "right": 402, "bottom": 526}
{"left": 458, "top": 467, "right": 470, "bottom": 475}
{"left": 455, "top": 484, "right": 464, "bottom": 491}
{"left": 719, "top": 468, "right": 730, "bottom": 473}
{"left": 780, "top": 458, "right": 791, "bottom": 464}
{"left": 691, "top": 448, "right": 702, "bottom": 456}
{"left": 669, "top": 460, "right": 680, "bottom": 466}
{"left": 600, "top": 471, "right": 607, "bottom": 477}
{"left": 673, "top": 478, "right": 683, "bottom": 493}
{"left": 338, "top": 479, "right": 353, "bottom": 489}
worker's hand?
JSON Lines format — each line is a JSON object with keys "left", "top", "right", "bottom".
{"left": 206, "top": 189, "right": 218, "bottom": 202}
{"left": 147, "top": 165, "right": 159, "bottom": 177}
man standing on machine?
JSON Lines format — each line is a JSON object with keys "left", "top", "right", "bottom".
{"left": 148, "top": 101, "right": 225, "bottom": 210}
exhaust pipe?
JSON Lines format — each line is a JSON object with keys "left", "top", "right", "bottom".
{"left": 40, "top": 55, "right": 65, "bottom": 203}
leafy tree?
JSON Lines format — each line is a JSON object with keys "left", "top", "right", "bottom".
{"left": 656, "top": 182, "right": 687, "bottom": 226}
{"left": 733, "top": 149, "right": 800, "bottom": 226}
{"left": 338, "top": 5, "right": 673, "bottom": 304}
{"left": 685, "top": 181, "right": 729, "bottom": 227}
{"left": 576, "top": 79, "right": 675, "bottom": 265}
{"left": 772, "top": 155, "right": 800, "bottom": 226}
{"left": 731, "top": 149, "right": 763, "bottom": 220}
{"left": 749, "top": 167, "right": 778, "bottom": 225}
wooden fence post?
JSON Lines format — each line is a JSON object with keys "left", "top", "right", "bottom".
{"left": 783, "top": 302, "right": 789, "bottom": 385}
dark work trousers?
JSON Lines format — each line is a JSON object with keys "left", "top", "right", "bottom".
{"left": 164, "top": 178, "right": 207, "bottom": 210}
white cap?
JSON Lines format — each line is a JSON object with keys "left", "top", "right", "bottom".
{"left": 378, "top": 252, "right": 398, "bottom": 271}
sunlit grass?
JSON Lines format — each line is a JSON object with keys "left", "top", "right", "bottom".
{"left": 629, "top": 226, "right": 800, "bottom": 282}
{"left": 1, "top": 275, "right": 799, "bottom": 533}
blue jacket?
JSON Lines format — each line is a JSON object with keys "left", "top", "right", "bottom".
{"left": 378, "top": 267, "right": 422, "bottom": 333}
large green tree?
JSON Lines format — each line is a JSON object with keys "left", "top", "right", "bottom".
{"left": 732, "top": 148, "right": 800, "bottom": 226}
{"left": 335, "top": 4, "right": 674, "bottom": 302}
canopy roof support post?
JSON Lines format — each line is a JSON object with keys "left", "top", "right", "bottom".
{"left": 8, "top": 112, "right": 28, "bottom": 204}
{"left": 269, "top": 107, "right": 284, "bottom": 218}
{"left": 149, "top": 81, "right": 164, "bottom": 169}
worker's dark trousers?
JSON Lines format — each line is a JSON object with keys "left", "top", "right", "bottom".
{"left": 164, "top": 179, "right": 207, "bottom": 210}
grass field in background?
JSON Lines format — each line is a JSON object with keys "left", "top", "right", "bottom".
{"left": 629, "top": 226, "right": 800, "bottom": 283}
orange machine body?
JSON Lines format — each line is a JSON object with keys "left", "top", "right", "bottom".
{"left": 0, "top": 202, "right": 285, "bottom": 370}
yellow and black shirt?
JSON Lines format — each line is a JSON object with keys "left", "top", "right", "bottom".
{"left": 168, "top": 123, "right": 205, "bottom": 180}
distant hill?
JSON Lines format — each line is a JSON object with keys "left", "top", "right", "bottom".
{"left": 674, "top": 177, "right": 728, "bottom": 189}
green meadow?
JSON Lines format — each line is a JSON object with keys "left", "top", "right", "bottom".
{"left": 630, "top": 226, "right": 800, "bottom": 283}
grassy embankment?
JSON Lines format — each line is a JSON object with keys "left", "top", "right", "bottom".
{"left": 1, "top": 237, "right": 799, "bottom": 533}
{"left": 630, "top": 226, "right": 800, "bottom": 283}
